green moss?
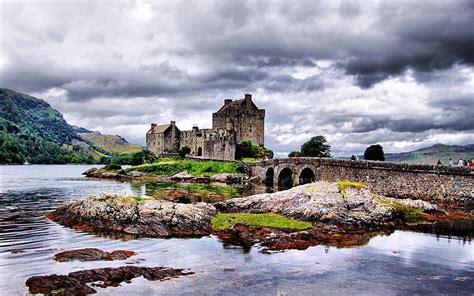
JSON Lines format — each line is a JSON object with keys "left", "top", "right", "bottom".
{"left": 371, "top": 194, "right": 426, "bottom": 222}
{"left": 51, "top": 288, "right": 66, "bottom": 294}
{"left": 337, "top": 180, "right": 367, "bottom": 200}
{"left": 211, "top": 213, "right": 312, "bottom": 231}
{"left": 241, "top": 157, "right": 260, "bottom": 163}
{"left": 124, "top": 157, "right": 246, "bottom": 177}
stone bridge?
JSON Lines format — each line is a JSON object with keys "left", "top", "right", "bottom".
{"left": 246, "top": 158, "right": 474, "bottom": 203}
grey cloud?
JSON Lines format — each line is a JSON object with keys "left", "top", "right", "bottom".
{"left": 1, "top": 0, "right": 473, "bottom": 155}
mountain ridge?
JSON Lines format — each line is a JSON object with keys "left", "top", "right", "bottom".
{"left": 0, "top": 88, "right": 142, "bottom": 164}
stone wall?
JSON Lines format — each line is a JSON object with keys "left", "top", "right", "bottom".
{"left": 247, "top": 158, "right": 474, "bottom": 203}
{"left": 180, "top": 128, "right": 236, "bottom": 160}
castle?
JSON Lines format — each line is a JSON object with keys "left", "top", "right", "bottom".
{"left": 146, "top": 94, "right": 265, "bottom": 160}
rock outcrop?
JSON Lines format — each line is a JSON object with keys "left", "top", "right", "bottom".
{"left": 54, "top": 248, "right": 136, "bottom": 262}
{"left": 216, "top": 182, "right": 438, "bottom": 225}
{"left": 47, "top": 195, "right": 216, "bottom": 237}
{"left": 47, "top": 182, "right": 440, "bottom": 239}
{"left": 25, "top": 266, "right": 194, "bottom": 295}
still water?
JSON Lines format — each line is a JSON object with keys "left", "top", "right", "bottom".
{"left": 0, "top": 165, "right": 473, "bottom": 295}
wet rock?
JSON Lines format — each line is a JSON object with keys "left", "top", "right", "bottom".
{"left": 211, "top": 173, "right": 245, "bottom": 184}
{"left": 129, "top": 171, "right": 146, "bottom": 177}
{"left": 246, "top": 176, "right": 262, "bottom": 184}
{"left": 82, "top": 168, "right": 134, "bottom": 180}
{"left": 47, "top": 194, "right": 217, "bottom": 238}
{"left": 192, "top": 176, "right": 211, "bottom": 183}
{"left": 170, "top": 172, "right": 194, "bottom": 181}
{"left": 25, "top": 266, "right": 194, "bottom": 295}
{"left": 215, "top": 222, "right": 393, "bottom": 252}
{"left": 54, "top": 248, "right": 136, "bottom": 262}
{"left": 82, "top": 167, "right": 99, "bottom": 176}
{"left": 216, "top": 181, "right": 438, "bottom": 225}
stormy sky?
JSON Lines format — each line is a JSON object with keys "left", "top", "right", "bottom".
{"left": 1, "top": 0, "right": 473, "bottom": 156}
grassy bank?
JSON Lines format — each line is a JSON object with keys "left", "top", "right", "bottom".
{"left": 211, "top": 213, "right": 312, "bottom": 231}
{"left": 123, "top": 157, "right": 246, "bottom": 177}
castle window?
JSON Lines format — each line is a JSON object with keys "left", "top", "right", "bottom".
{"left": 248, "top": 124, "right": 253, "bottom": 133}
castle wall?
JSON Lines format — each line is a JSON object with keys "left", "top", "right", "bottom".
{"left": 146, "top": 133, "right": 165, "bottom": 156}
{"left": 180, "top": 128, "right": 236, "bottom": 160}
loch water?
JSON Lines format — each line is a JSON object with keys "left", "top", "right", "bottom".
{"left": 0, "top": 165, "right": 473, "bottom": 295}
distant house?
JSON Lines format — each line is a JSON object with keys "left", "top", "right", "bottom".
{"left": 146, "top": 94, "right": 265, "bottom": 160}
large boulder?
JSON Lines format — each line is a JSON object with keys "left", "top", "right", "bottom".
{"left": 47, "top": 195, "right": 217, "bottom": 237}
{"left": 216, "top": 181, "right": 437, "bottom": 225}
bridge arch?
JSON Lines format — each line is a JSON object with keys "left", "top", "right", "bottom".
{"left": 264, "top": 167, "right": 274, "bottom": 187}
{"left": 278, "top": 167, "right": 294, "bottom": 190}
{"left": 299, "top": 167, "right": 315, "bottom": 185}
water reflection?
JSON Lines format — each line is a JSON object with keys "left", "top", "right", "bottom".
{"left": 0, "top": 165, "right": 473, "bottom": 295}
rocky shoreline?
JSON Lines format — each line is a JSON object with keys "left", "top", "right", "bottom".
{"left": 83, "top": 167, "right": 258, "bottom": 185}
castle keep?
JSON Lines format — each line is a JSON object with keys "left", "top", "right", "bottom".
{"left": 146, "top": 94, "right": 265, "bottom": 160}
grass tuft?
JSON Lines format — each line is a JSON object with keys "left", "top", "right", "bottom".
{"left": 211, "top": 213, "right": 312, "bottom": 231}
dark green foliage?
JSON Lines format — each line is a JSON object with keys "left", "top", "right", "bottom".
{"left": 100, "top": 156, "right": 111, "bottom": 164}
{"left": 178, "top": 145, "right": 191, "bottom": 158}
{"left": 364, "top": 144, "right": 385, "bottom": 161}
{"left": 0, "top": 88, "right": 78, "bottom": 164}
{"left": 299, "top": 136, "right": 331, "bottom": 157}
{"left": 235, "top": 140, "right": 273, "bottom": 160}
{"left": 0, "top": 130, "right": 76, "bottom": 164}
{"left": 131, "top": 149, "right": 156, "bottom": 165}
{"left": 104, "top": 163, "right": 122, "bottom": 171}
{"left": 111, "top": 153, "right": 134, "bottom": 165}
{"left": 0, "top": 88, "right": 76, "bottom": 144}
{"left": 288, "top": 151, "right": 300, "bottom": 157}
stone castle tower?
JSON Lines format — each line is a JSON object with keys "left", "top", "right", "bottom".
{"left": 146, "top": 94, "right": 265, "bottom": 160}
{"left": 212, "top": 94, "right": 265, "bottom": 146}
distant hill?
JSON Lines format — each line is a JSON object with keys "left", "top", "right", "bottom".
{"left": 384, "top": 144, "right": 474, "bottom": 164}
{"left": 78, "top": 131, "right": 142, "bottom": 155}
{"left": 0, "top": 88, "right": 142, "bottom": 164}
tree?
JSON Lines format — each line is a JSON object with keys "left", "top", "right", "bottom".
{"left": 364, "top": 144, "right": 385, "bottom": 161}
{"left": 288, "top": 151, "right": 300, "bottom": 157}
{"left": 178, "top": 145, "right": 191, "bottom": 158}
{"left": 132, "top": 149, "right": 156, "bottom": 165}
{"left": 300, "top": 136, "right": 331, "bottom": 157}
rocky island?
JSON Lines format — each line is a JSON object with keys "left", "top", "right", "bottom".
{"left": 47, "top": 181, "right": 467, "bottom": 252}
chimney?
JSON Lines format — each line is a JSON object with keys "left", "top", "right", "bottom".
{"left": 170, "top": 121, "right": 176, "bottom": 126}
{"left": 244, "top": 93, "right": 252, "bottom": 110}
{"left": 151, "top": 123, "right": 157, "bottom": 129}
{"left": 224, "top": 99, "right": 232, "bottom": 105}
{"left": 192, "top": 124, "right": 199, "bottom": 131}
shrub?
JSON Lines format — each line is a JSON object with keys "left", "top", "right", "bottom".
{"left": 104, "top": 162, "right": 122, "bottom": 171}
{"left": 236, "top": 140, "right": 273, "bottom": 160}
{"left": 178, "top": 145, "right": 191, "bottom": 158}
{"left": 364, "top": 144, "right": 385, "bottom": 161}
